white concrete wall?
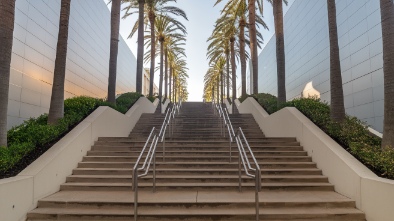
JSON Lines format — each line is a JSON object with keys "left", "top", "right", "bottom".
{"left": 0, "top": 97, "right": 158, "bottom": 221}
{"left": 236, "top": 97, "right": 394, "bottom": 221}
{"left": 161, "top": 99, "right": 170, "bottom": 114}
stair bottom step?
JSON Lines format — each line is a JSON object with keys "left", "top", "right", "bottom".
{"left": 27, "top": 207, "right": 365, "bottom": 220}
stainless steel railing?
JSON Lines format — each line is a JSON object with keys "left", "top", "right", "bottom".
{"left": 132, "top": 103, "right": 180, "bottom": 221}
{"left": 235, "top": 127, "right": 261, "bottom": 221}
{"left": 212, "top": 102, "right": 261, "bottom": 221}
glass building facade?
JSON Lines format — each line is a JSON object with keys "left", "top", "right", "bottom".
{"left": 252, "top": 0, "right": 384, "bottom": 132}
{"left": 8, "top": 0, "right": 137, "bottom": 129}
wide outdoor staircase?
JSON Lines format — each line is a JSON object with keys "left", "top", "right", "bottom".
{"left": 27, "top": 102, "right": 365, "bottom": 220}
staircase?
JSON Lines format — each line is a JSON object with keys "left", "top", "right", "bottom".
{"left": 27, "top": 102, "right": 366, "bottom": 220}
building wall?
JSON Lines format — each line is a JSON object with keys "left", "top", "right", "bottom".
{"left": 8, "top": 0, "right": 137, "bottom": 129}
{"left": 254, "top": 0, "right": 383, "bottom": 132}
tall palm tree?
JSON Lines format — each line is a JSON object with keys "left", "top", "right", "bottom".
{"left": 270, "top": 0, "right": 287, "bottom": 104}
{"left": 123, "top": 0, "right": 188, "bottom": 97}
{"left": 327, "top": 0, "right": 345, "bottom": 122}
{"left": 204, "top": 57, "right": 226, "bottom": 104}
{"left": 144, "top": 16, "right": 186, "bottom": 108}
{"left": 107, "top": 0, "right": 122, "bottom": 104}
{"left": 380, "top": 0, "right": 394, "bottom": 149}
{"left": 207, "top": 31, "right": 232, "bottom": 100}
{"left": 48, "top": 0, "right": 71, "bottom": 125}
{"left": 136, "top": 0, "right": 144, "bottom": 93}
{"left": 216, "top": 0, "right": 267, "bottom": 98}
{"left": 0, "top": 0, "right": 16, "bottom": 147}
{"left": 248, "top": 0, "right": 263, "bottom": 94}
{"left": 155, "top": 16, "right": 186, "bottom": 111}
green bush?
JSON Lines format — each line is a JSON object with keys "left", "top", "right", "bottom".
{"left": 249, "top": 93, "right": 391, "bottom": 179}
{"left": 146, "top": 95, "right": 156, "bottom": 103}
{"left": 0, "top": 92, "right": 141, "bottom": 175}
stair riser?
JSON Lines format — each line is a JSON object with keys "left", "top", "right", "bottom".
{"left": 82, "top": 157, "right": 313, "bottom": 163}
{"left": 37, "top": 201, "right": 356, "bottom": 210}
{"left": 72, "top": 170, "right": 323, "bottom": 176}
{"left": 77, "top": 163, "right": 317, "bottom": 169}
{"left": 87, "top": 152, "right": 308, "bottom": 157}
{"left": 60, "top": 185, "right": 335, "bottom": 192}
{"left": 66, "top": 177, "right": 329, "bottom": 184}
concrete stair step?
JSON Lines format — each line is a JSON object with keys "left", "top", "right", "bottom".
{"left": 66, "top": 175, "right": 329, "bottom": 184}
{"left": 72, "top": 168, "right": 323, "bottom": 176}
{"left": 60, "top": 182, "right": 335, "bottom": 191}
{"left": 97, "top": 137, "right": 296, "bottom": 142}
{"left": 91, "top": 145, "right": 305, "bottom": 151}
{"left": 86, "top": 150, "right": 308, "bottom": 157}
{"left": 77, "top": 162, "right": 318, "bottom": 169}
{"left": 82, "top": 155, "right": 313, "bottom": 163}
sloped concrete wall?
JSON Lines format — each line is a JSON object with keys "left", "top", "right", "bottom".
{"left": 236, "top": 97, "right": 394, "bottom": 221}
{"left": 0, "top": 97, "right": 158, "bottom": 221}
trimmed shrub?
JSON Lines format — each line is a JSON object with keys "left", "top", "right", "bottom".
{"left": 0, "top": 92, "right": 141, "bottom": 176}
{"left": 249, "top": 93, "right": 391, "bottom": 179}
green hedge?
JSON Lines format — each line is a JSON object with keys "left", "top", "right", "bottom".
{"left": 250, "top": 93, "right": 393, "bottom": 179}
{"left": 0, "top": 92, "right": 141, "bottom": 174}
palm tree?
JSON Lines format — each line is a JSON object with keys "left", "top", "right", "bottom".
{"left": 136, "top": 0, "right": 145, "bottom": 93}
{"left": 48, "top": 0, "right": 71, "bottom": 125}
{"left": 123, "top": 0, "right": 188, "bottom": 97}
{"left": 215, "top": 0, "right": 268, "bottom": 98}
{"left": 0, "top": 0, "right": 16, "bottom": 147}
{"left": 270, "top": 0, "right": 287, "bottom": 104}
{"left": 143, "top": 16, "right": 186, "bottom": 109}
{"left": 107, "top": 0, "right": 122, "bottom": 104}
{"left": 248, "top": 0, "right": 259, "bottom": 94}
{"left": 155, "top": 16, "right": 186, "bottom": 111}
{"left": 207, "top": 31, "right": 232, "bottom": 100}
{"left": 327, "top": 0, "right": 345, "bottom": 122}
{"left": 204, "top": 57, "right": 227, "bottom": 104}
{"left": 380, "top": 0, "right": 394, "bottom": 149}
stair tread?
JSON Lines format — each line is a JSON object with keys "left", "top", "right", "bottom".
{"left": 28, "top": 206, "right": 364, "bottom": 216}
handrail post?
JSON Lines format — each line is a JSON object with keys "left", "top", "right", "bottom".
{"left": 238, "top": 149, "right": 242, "bottom": 192}
{"left": 134, "top": 175, "right": 138, "bottom": 221}
{"left": 255, "top": 175, "right": 259, "bottom": 221}
{"left": 163, "top": 138, "right": 166, "bottom": 162}
{"left": 229, "top": 139, "right": 232, "bottom": 163}
{"left": 153, "top": 151, "right": 156, "bottom": 193}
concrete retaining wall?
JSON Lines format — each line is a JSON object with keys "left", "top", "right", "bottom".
{"left": 0, "top": 97, "right": 158, "bottom": 221}
{"left": 236, "top": 97, "right": 394, "bottom": 221}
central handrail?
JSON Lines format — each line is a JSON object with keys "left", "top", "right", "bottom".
{"left": 132, "top": 101, "right": 181, "bottom": 221}
{"left": 212, "top": 101, "right": 261, "bottom": 221}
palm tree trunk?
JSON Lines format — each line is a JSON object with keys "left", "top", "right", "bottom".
{"left": 0, "top": 0, "right": 16, "bottom": 147}
{"left": 221, "top": 71, "right": 224, "bottom": 104}
{"left": 174, "top": 78, "right": 177, "bottom": 102}
{"left": 148, "top": 12, "right": 156, "bottom": 97}
{"left": 380, "top": 0, "right": 394, "bottom": 149}
{"left": 248, "top": 0, "right": 258, "bottom": 94}
{"left": 273, "top": 0, "right": 286, "bottom": 105}
{"left": 164, "top": 48, "right": 168, "bottom": 99}
{"left": 169, "top": 66, "right": 172, "bottom": 101}
{"left": 327, "top": 0, "right": 345, "bottom": 122}
{"left": 158, "top": 40, "right": 164, "bottom": 112}
{"left": 135, "top": 0, "right": 144, "bottom": 93}
{"left": 217, "top": 76, "right": 220, "bottom": 104}
{"left": 107, "top": 0, "right": 121, "bottom": 104}
{"left": 226, "top": 51, "right": 230, "bottom": 99}
{"left": 230, "top": 37, "right": 237, "bottom": 113}
{"left": 48, "top": 0, "right": 71, "bottom": 125}
{"left": 239, "top": 18, "right": 247, "bottom": 97}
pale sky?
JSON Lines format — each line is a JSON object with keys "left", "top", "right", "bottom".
{"left": 105, "top": 0, "right": 294, "bottom": 101}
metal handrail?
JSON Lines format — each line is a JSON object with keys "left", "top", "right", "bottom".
{"left": 213, "top": 103, "right": 261, "bottom": 221}
{"left": 235, "top": 127, "right": 261, "bottom": 221}
{"left": 132, "top": 103, "right": 181, "bottom": 221}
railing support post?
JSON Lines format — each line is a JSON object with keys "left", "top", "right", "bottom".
{"left": 238, "top": 151, "right": 242, "bottom": 192}
{"left": 134, "top": 176, "right": 138, "bottom": 221}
